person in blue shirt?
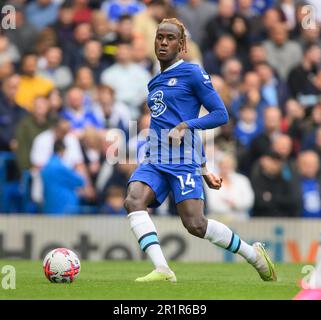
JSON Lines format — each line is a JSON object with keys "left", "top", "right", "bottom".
{"left": 297, "top": 151, "right": 321, "bottom": 218}
{"left": 124, "top": 18, "right": 277, "bottom": 282}
{"left": 25, "top": 0, "right": 61, "bottom": 31}
{"left": 41, "top": 139, "right": 85, "bottom": 214}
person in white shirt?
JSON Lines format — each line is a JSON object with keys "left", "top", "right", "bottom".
{"left": 30, "top": 118, "right": 83, "bottom": 169}
{"left": 100, "top": 42, "right": 151, "bottom": 120}
{"left": 30, "top": 118, "right": 95, "bottom": 203}
{"left": 205, "top": 152, "right": 254, "bottom": 221}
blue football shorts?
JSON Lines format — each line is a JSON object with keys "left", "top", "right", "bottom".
{"left": 128, "top": 163, "right": 205, "bottom": 208}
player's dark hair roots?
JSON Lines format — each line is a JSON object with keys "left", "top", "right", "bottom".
{"left": 159, "top": 18, "right": 187, "bottom": 53}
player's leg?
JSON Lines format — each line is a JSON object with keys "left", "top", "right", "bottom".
{"left": 176, "top": 199, "right": 257, "bottom": 261}
{"left": 175, "top": 198, "right": 277, "bottom": 281}
{"left": 124, "top": 166, "right": 176, "bottom": 282}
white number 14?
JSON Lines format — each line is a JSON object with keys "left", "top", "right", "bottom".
{"left": 177, "top": 173, "right": 195, "bottom": 190}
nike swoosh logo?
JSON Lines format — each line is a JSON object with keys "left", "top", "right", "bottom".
{"left": 181, "top": 189, "right": 194, "bottom": 196}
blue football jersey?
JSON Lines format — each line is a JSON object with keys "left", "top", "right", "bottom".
{"left": 144, "top": 59, "right": 226, "bottom": 166}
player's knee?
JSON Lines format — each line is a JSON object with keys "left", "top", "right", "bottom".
{"left": 184, "top": 217, "right": 207, "bottom": 238}
{"left": 124, "top": 194, "right": 145, "bottom": 213}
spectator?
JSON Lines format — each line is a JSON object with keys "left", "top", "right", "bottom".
{"left": 259, "top": 7, "right": 285, "bottom": 40}
{"left": 91, "top": 10, "right": 113, "bottom": 44}
{"left": 15, "top": 53, "right": 54, "bottom": 112}
{"left": 179, "top": 33, "right": 203, "bottom": 66}
{"left": 235, "top": 104, "right": 261, "bottom": 150}
{"left": 303, "top": 102, "right": 321, "bottom": 136}
{"left": 302, "top": 127, "right": 321, "bottom": 160}
{"left": 102, "top": 14, "right": 136, "bottom": 64}
{"left": 15, "top": 96, "right": 54, "bottom": 173}
{"left": 30, "top": 117, "right": 84, "bottom": 169}
{"left": 287, "top": 43, "right": 321, "bottom": 104}
{"left": 177, "top": 0, "right": 217, "bottom": 47}
{"left": 0, "top": 58, "right": 14, "bottom": 83}
{"left": 4, "top": 5, "right": 38, "bottom": 56}
{"left": 51, "top": 1, "right": 75, "bottom": 46}
{"left": 203, "top": 35, "right": 237, "bottom": 75}
{"left": 202, "top": 0, "right": 235, "bottom": 50}
{"left": 0, "top": 34, "right": 20, "bottom": 64}
{"left": 38, "top": 46, "right": 73, "bottom": 91}
{"left": 34, "top": 27, "right": 58, "bottom": 58}
{"left": 99, "top": 185, "right": 127, "bottom": 215}
{"left": 93, "top": 84, "right": 131, "bottom": 134}
{"left": 296, "top": 151, "right": 321, "bottom": 218}
{"left": 205, "top": 153, "right": 254, "bottom": 221}
{"left": 246, "top": 42, "right": 268, "bottom": 71}
{"left": 251, "top": 151, "right": 299, "bottom": 217}
{"left": 263, "top": 22, "right": 302, "bottom": 80}
{"left": 73, "top": 0, "right": 93, "bottom": 24}
{"left": 60, "top": 86, "right": 102, "bottom": 134}
{"left": 48, "top": 88, "right": 64, "bottom": 117}
{"left": 25, "top": 0, "right": 61, "bottom": 31}
{"left": 100, "top": 161, "right": 137, "bottom": 201}
{"left": 0, "top": 74, "right": 27, "bottom": 151}
{"left": 220, "top": 58, "right": 243, "bottom": 110}
{"left": 128, "top": 112, "right": 150, "bottom": 164}
{"left": 79, "top": 126, "right": 105, "bottom": 185}
{"left": 248, "top": 107, "right": 282, "bottom": 171}
{"left": 271, "top": 133, "right": 297, "bottom": 181}
{"left": 231, "top": 71, "right": 269, "bottom": 127}
{"left": 131, "top": 38, "right": 154, "bottom": 74}
{"left": 214, "top": 121, "right": 237, "bottom": 155}
{"left": 281, "top": 99, "right": 305, "bottom": 153}
{"left": 81, "top": 40, "right": 110, "bottom": 84}
{"left": 31, "top": 118, "right": 95, "bottom": 202}
{"left": 74, "top": 66, "right": 97, "bottom": 111}
{"left": 62, "top": 23, "right": 94, "bottom": 74}
{"left": 237, "top": 0, "right": 258, "bottom": 17}
{"left": 255, "top": 61, "right": 289, "bottom": 108}
{"left": 230, "top": 14, "right": 251, "bottom": 64}
{"left": 100, "top": 42, "right": 151, "bottom": 120}
{"left": 101, "top": 0, "right": 145, "bottom": 24}
{"left": 132, "top": 0, "right": 168, "bottom": 61}
{"left": 41, "top": 139, "right": 85, "bottom": 214}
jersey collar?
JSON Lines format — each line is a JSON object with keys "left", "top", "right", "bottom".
{"left": 162, "top": 59, "right": 184, "bottom": 73}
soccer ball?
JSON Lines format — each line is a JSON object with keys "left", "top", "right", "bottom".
{"left": 43, "top": 248, "right": 81, "bottom": 283}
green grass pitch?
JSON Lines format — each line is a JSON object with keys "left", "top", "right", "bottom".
{"left": 1, "top": 260, "right": 303, "bottom": 300}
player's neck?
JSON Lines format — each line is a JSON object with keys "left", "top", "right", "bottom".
{"left": 160, "top": 57, "right": 181, "bottom": 72}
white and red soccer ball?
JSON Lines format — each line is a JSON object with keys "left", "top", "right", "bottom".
{"left": 43, "top": 248, "right": 81, "bottom": 283}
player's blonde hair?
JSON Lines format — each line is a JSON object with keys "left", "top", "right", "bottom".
{"left": 159, "top": 18, "right": 187, "bottom": 53}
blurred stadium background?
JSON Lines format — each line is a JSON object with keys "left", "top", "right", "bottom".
{"left": 0, "top": 0, "right": 321, "bottom": 265}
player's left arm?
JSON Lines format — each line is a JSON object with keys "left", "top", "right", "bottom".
{"left": 184, "top": 70, "right": 229, "bottom": 130}
{"left": 168, "top": 66, "right": 228, "bottom": 189}
{"left": 168, "top": 66, "right": 229, "bottom": 143}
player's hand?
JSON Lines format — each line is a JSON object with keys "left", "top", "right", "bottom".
{"left": 168, "top": 122, "right": 188, "bottom": 145}
{"left": 203, "top": 172, "right": 223, "bottom": 190}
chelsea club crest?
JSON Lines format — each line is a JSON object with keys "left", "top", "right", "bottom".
{"left": 167, "top": 78, "right": 177, "bottom": 86}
